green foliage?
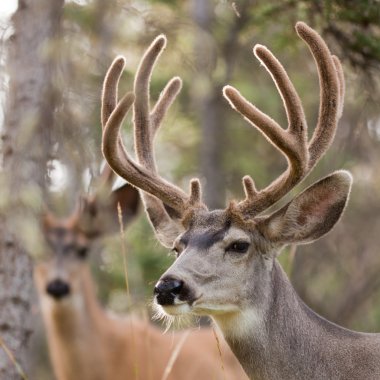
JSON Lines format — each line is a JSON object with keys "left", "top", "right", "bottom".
{"left": 91, "top": 213, "right": 174, "bottom": 310}
{"left": 125, "top": 215, "right": 174, "bottom": 300}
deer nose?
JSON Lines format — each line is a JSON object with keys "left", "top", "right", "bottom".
{"left": 46, "top": 279, "right": 71, "bottom": 300}
{"left": 154, "top": 277, "right": 183, "bottom": 305}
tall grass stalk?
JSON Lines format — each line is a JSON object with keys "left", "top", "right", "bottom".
{"left": 212, "top": 327, "right": 226, "bottom": 380}
{"left": 117, "top": 203, "right": 138, "bottom": 379}
{"left": 161, "top": 331, "right": 190, "bottom": 380}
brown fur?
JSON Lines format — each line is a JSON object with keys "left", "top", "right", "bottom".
{"left": 36, "top": 66, "right": 247, "bottom": 379}
{"left": 36, "top": 180, "right": 246, "bottom": 379}
{"left": 35, "top": 261, "right": 247, "bottom": 380}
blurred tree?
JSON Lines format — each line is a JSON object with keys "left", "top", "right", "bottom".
{"left": 0, "top": 0, "right": 64, "bottom": 378}
{"left": 192, "top": 0, "right": 255, "bottom": 209}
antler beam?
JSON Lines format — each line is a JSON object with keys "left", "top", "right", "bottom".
{"left": 101, "top": 37, "right": 205, "bottom": 218}
{"left": 223, "top": 22, "right": 344, "bottom": 217}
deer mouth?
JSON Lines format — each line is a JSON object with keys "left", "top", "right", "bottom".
{"left": 157, "top": 295, "right": 239, "bottom": 317}
{"left": 158, "top": 301, "right": 193, "bottom": 316}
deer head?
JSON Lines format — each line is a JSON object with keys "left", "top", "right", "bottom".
{"left": 100, "top": 22, "right": 351, "bottom": 323}
{"left": 35, "top": 183, "right": 138, "bottom": 302}
{"left": 35, "top": 59, "right": 139, "bottom": 303}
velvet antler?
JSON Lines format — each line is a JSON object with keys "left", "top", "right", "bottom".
{"left": 223, "top": 22, "right": 344, "bottom": 217}
{"left": 97, "top": 57, "right": 127, "bottom": 190}
{"left": 101, "top": 22, "right": 344, "bottom": 226}
{"left": 101, "top": 36, "right": 205, "bottom": 221}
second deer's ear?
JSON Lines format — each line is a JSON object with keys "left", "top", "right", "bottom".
{"left": 110, "top": 182, "right": 140, "bottom": 228}
{"left": 78, "top": 183, "right": 140, "bottom": 238}
{"left": 257, "top": 171, "right": 352, "bottom": 248}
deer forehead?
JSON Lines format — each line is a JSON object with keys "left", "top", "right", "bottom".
{"left": 177, "top": 208, "right": 271, "bottom": 254}
{"left": 177, "top": 211, "right": 254, "bottom": 252}
{"left": 185, "top": 227, "right": 250, "bottom": 247}
{"left": 46, "top": 225, "right": 88, "bottom": 248}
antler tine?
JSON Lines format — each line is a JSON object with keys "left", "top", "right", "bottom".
{"left": 133, "top": 35, "right": 165, "bottom": 171}
{"left": 189, "top": 179, "right": 202, "bottom": 205}
{"left": 253, "top": 45, "right": 308, "bottom": 139}
{"left": 224, "top": 22, "right": 342, "bottom": 217}
{"left": 242, "top": 175, "right": 258, "bottom": 199}
{"left": 102, "top": 56, "right": 126, "bottom": 128}
{"left": 133, "top": 35, "right": 184, "bottom": 171}
{"left": 151, "top": 77, "right": 182, "bottom": 135}
{"left": 98, "top": 56, "right": 127, "bottom": 190}
{"left": 295, "top": 22, "right": 340, "bottom": 170}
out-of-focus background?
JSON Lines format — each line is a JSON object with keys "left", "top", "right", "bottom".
{"left": 0, "top": 0, "right": 379, "bottom": 379}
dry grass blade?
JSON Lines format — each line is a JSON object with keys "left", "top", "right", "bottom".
{"left": 0, "top": 335, "right": 28, "bottom": 380}
{"left": 117, "top": 202, "right": 139, "bottom": 379}
{"left": 212, "top": 327, "right": 226, "bottom": 380}
{"left": 161, "top": 331, "right": 190, "bottom": 380}
{"left": 117, "top": 202, "right": 130, "bottom": 300}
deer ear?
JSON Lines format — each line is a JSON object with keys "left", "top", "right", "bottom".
{"left": 257, "top": 171, "right": 352, "bottom": 247}
{"left": 78, "top": 183, "right": 140, "bottom": 238}
{"left": 110, "top": 182, "right": 140, "bottom": 228}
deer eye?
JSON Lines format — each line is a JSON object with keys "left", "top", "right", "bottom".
{"left": 77, "top": 247, "right": 88, "bottom": 259}
{"left": 226, "top": 241, "right": 250, "bottom": 254}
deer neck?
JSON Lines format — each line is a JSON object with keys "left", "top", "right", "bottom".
{"left": 213, "top": 260, "right": 359, "bottom": 380}
{"left": 41, "top": 267, "right": 108, "bottom": 380}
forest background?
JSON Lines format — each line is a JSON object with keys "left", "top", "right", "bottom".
{"left": 0, "top": 0, "right": 379, "bottom": 378}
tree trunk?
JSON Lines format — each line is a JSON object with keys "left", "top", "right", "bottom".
{"left": 0, "top": 0, "right": 63, "bottom": 378}
{"left": 192, "top": 0, "right": 226, "bottom": 209}
{"left": 191, "top": 0, "right": 252, "bottom": 209}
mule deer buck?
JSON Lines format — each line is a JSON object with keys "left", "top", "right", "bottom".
{"left": 101, "top": 21, "right": 380, "bottom": 380}
{"left": 34, "top": 57, "right": 247, "bottom": 380}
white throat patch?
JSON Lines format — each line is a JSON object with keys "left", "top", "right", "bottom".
{"left": 213, "top": 308, "right": 264, "bottom": 341}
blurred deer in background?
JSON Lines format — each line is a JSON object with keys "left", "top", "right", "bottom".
{"left": 34, "top": 57, "right": 247, "bottom": 380}
{"left": 101, "top": 22, "right": 380, "bottom": 380}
